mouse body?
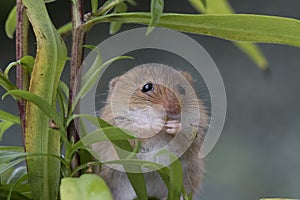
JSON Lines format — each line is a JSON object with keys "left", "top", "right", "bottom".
{"left": 92, "top": 63, "right": 208, "bottom": 200}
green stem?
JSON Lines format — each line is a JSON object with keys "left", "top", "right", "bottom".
{"left": 21, "top": 0, "right": 67, "bottom": 199}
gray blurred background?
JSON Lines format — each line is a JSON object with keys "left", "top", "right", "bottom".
{"left": 1, "top": 0, "right": 300, "bottom": 199}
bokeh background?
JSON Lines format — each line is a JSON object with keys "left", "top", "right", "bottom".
{"left": 1, "top": 1, "right": 300, "bottom": 199}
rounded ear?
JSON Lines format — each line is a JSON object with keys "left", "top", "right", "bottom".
{"left": 109, "top": 75, "right": 122, "bottom": 90}
{"left": 179, "top": 71, "right": 194, "bottom": 85}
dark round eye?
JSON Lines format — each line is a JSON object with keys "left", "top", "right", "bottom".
{"left": 177, "top": 84, "right": 186, "bottom": 95}
{"left": 141, "top": 82, "right": 153, "bottom": 93}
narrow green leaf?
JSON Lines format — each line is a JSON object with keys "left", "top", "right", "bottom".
{"left": 0, "top": 152, "right": 26, "bottom": 164}
{"left": 6, "top": 166, "right": 27, "bottom": 184}
{"left": 100, "top": 123, "right": 148, "bottom": 200}
{"left": 0, "top": 121, "right": 14, "bottom": 141}
{"left": 201, "top": 0, "right": 207, "bottom": 9}
{"left": 188, "top": 0, "right": 267, "bottom": 70}
{"left": 2, "top": 90, "right": 63, "bottom": 129}
{"left": 7, "top": 174, "right": 31, "bottom": 199}
{"left": 91, "top": 0, "right": 99, "bottom": 14}
{"left": 97, "top": 0, "right": 119, "bottom": 16}
{"left": 71, "top": 56, "right": 133, "bottom": 113}
{"left": 0, "top": 159, "right": 26, "bottom": 175}
{"left": 81, "top": 45, "right": 103, "bottom": 87}
{"left": 163, "top": 153, "right": 183, "bottom": 200}
{"left": 0, "top": 163, "right": 14, "bottom": 185}
{"left": 84, "top": 13, "right": 300, "bottom": 48}
{"left": 58, "top": 22, "right": 72, "bottom": 36}
{"left": 0, "top": 72, "right": 18, "bottom": 92}
{"left": 0, "top": 146, "right": 24, "bottom": 152}
{"left": 109, "top": 2, "right": 128, "bottom": 34}
{"left": 188, "top": 0, "right": 206, "bottom": 12}
{"left": 4, "top": 62, "right": 18, "bottom": 79}
{"left": 234, "top": 42, "right": 267, "bottom": 70}
{"left": 126, "top": 0, "right": 137, "bottom": 6}
{"left": 60, "top": 174, "right": 113, "bottom": 200}
{"left": 5, "top": 6, "right": 16, "bottom": 39}
{"left": 189, "top": 0, "right": 233, "bottom": 13}
{"left": 58, "top": 81, "right": 69, "bottom": 100}
{"left": 0, "top": 110, "right": 20, "bottom": 124}
{"left": 0, "top": 185, "right": 30, "bottom": 200}
{"left": 147, "top": 0, "right": 164, "bottom": 35}
{"left": 73, "top": 127, "right": 135, "bottom": 151}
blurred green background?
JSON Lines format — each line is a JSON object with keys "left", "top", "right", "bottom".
{"left": 1, "top": 1, "right": 300, "bottom": 200}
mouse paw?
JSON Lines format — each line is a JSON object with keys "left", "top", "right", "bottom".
{"left": 150, "top": 118, "right": 165, "bottom": 133}
{"left": 165, "top": 120, "right": 182, "bottom": 135}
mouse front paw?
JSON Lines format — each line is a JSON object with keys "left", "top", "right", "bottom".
{"left": 150, "top": 118, "right": 165, "bottom": 133}
{"left": 165, "top": 120, "right": 182, "bottom": 135}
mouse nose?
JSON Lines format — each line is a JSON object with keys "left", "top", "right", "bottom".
{"left": 162, "top": 91, "right": 181, "bottom": 120}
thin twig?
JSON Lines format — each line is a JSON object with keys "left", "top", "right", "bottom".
{"left": 68, "top": 0, "right": 85, "bottom": 176}
{"left": 16, "top": 0, "right": 29, "bottom": 146}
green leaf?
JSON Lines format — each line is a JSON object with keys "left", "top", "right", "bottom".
{"left": 91, "top": 0, "right": 99, "bottom": 14}
{"left": 161, "top": 152, "right": 183, "bottom": 200}
{"left": 58, "top": 81, "right": 69, "bottom": 100}
{"left": 234, "top": 42, "right": 267, "bottom": 70}
{"left": 107, "top": 150, "right": 147, "bottom": 199}
{"left": 188, "top": 0, "right": 267, "bottom": 70}
{"left": 4, "top": 62, "right": 18, "bottom": 79}
{"left": 73, "top": 126, "right": 135, "bottom": 151}
{"left": 19, "top": 55, "right": 35, "bottom": 73}
{"left": 0, "top": 109, "right": 20, "bottom": 124}
{"left": 147, "top": 0, "right": 164, "bottom": 35}
{"left": 60, "top": 174, "right": 113, "bottom": 200}
{"left": 96, "top": 120, "right": 147, "bottom": 200}
{"left": 0, "top": 151, "right": 26, "bottom": 164}
{"left": 0, "top": 121, "right": 14, "bottom": 141}
{"left": 109, "top": 2, "right": 128, "bottom": 34}
{"left": 200, "top": 0, "right": 207, "bottom": 9}
{"left": 71, "top": 55, "right": 133, "bottom": 114}
{"left": 6, "top": 166, "right": 27, "bottom": 184}
{"left": 126, "top": 0, "right": 137, "bottom": 6}
{"left": 189, "top": 0, "right": 233, "bottom": 13}
{"left": 0, "top": 73, "right": 18, "bottom": 93}
{"left": 0, "top": 159, "right": 26, "bottom": 175}
{"left": 0, "top": 186, "right": 30, "bottom": 200}
{"left": 0, "top": 146, "right": 24, "bottom": 152}
{"left": 5, "top": 6, "right": 16, "bottom": 39}
{"left": 58, "top": 22, "right": 72, "bottom": 36}
{"left": 2, "top": 90, "right": 63, "bottom": 129}
{"left": 0, "top": 163, "right": 14, "bottom": 184}
{"left": 84, "top": 13, "right": 300, "bottom": 48}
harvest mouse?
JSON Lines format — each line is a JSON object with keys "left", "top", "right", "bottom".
{"left": 92, "top": 63, "right": 208, "bottom": 200}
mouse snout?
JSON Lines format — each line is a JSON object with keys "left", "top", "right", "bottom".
{"left": 161, "top": 90, "right": 181, "bottom": 120}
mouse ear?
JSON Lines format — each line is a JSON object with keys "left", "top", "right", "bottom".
{"left": 179, "top": 71, "right": 194, "bottom": 85}
{"left": 109, "top": 75, "right": 122, "bottom": 90}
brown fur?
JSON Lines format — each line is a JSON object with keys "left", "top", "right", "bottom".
{"left": 92, "top": 64, "right": 208, "bottom": 200}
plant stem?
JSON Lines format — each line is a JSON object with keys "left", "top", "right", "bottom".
{"left": 16, "top": 0, "right": 29, "bottom": 146}
{"left": 68, "top": 0, "right": 85, "bottom": 176}
{"left": 22, "top": 0, "right": 67, "bottom": 198}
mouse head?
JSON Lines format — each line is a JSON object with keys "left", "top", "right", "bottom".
{"left": 108, "top": 64, "right": 200, "bottom": 122}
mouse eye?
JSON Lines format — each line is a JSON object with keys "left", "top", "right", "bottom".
{"left": 141, "top": 82, "right": 153, "bottom": 93}
{"left": 177, "top": 84, "right": 186, "bottom": 95}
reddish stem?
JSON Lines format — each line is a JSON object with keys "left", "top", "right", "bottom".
{"left": 16, "top": 0, "right": 29, "bottom": 146}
